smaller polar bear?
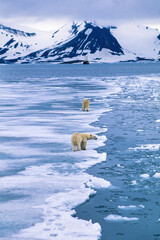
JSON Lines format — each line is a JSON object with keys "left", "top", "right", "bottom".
{"left": 82, "top": 99, "right": 90, "bottom": 111}
{"left": 71, "top": 132, "right": 97, "bottom": 151}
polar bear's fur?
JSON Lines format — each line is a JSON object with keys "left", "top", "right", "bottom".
{"left": 71, "top": 132, "right": 97, "bottom": 151}
{"left": 82, "top": 99, "right": 90, "bottom": 111}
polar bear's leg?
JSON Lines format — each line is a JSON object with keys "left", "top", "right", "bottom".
{"left": 81, "top": 142, "right": 85, "bottom": 150}
{"left": 77, "top": 142, "right": 81, "bottom": 151}
{"left": 83, "top": 141, "right": 87, "bottom": 150}
{"left": 82, "top": 103, "right": 85, "bottom": 111}
{"left": 72, "top": 143, "right": 76, "bottom": 151}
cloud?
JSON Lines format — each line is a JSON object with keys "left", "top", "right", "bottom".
{"left": 0, "top": 0, "right": 160, "bottom": 30}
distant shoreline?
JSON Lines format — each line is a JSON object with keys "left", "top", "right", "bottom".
{"left": 0, "top": 58, "right": 159, "bottom": 64}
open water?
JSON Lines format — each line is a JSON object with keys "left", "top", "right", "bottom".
{"left": 0, "top": 62, "right": 160, "bottom": 240}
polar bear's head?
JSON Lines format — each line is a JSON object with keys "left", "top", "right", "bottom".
{"left": 90, "top": 134, "right": 97, "bottom": 140}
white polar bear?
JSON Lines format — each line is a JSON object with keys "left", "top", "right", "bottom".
{"left": 82, "top": 99, "right": 90, "bottom": 111}
{"left": 71, "top": 132, "right": 97, "bottom": 151}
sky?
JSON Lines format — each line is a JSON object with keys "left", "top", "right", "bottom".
{"left": 0, "top": 0, "right": 160, "bottom": 32}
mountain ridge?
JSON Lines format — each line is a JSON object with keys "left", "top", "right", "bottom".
{"left": 0, "top": 21, "right": 160, "bottom": 63}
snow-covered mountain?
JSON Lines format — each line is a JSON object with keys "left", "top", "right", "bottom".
{"left": 0, "top": 21, "right": 160, "bottom": 63}
{"left": 21, "top": 22, "right": 124, "bottom": 63}
{"left": 0, "top": 23, "right": 53, "bottom": 63}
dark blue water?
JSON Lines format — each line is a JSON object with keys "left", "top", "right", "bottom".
{"left": 75, "top": 64, "right": 160, "bottom": 240}
{"left": 0, "top": 62, "right": 160, "bottom": 79}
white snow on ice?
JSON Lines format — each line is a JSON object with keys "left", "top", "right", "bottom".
{"left": 118, "top": 205, "right": 145, "bottom": 210}
{"left": 104, "top": 214, "right": 139, "bottom": 222}
{"left": 0, "top": 75, "right": 119, "bottom": 240}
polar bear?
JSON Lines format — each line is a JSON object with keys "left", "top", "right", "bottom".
{"left": 82, "top": 99, "right": 90, "bottom": 111}
{"left": 71, "top": 132, "right": 97, "bottom": 151}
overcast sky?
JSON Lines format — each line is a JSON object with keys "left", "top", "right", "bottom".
{"left": 0, "top": 0, "right": 160, "bottom": 31}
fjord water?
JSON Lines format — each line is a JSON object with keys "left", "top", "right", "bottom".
{"left": 0, "top": 63, "right": 160, "bottom": 240}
